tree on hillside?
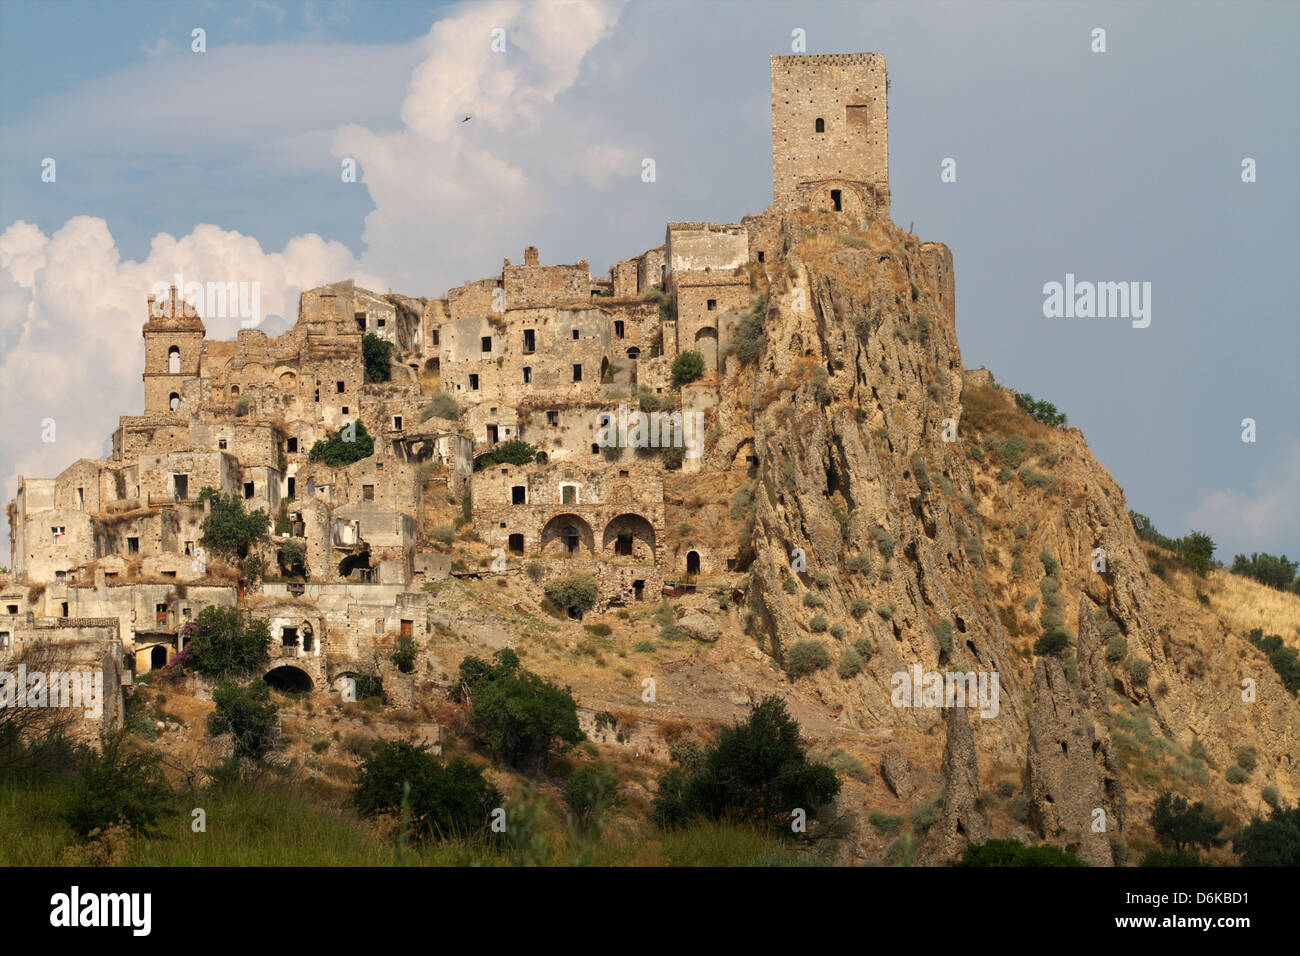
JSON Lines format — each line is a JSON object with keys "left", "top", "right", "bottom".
{"left": 198, "top": 487, "right": 269, "bottom": 559}
{"left": 181, "top": 606, "right": 271, "bottom": 679}
{"left": 362, "top": 333, "right": 394, "bottom": 383}
{"left": 671, "top": 350, "right": 705, "bottom": 386}
{"left": 1150, "top": 791, "right": 1226, "bottom": 856}
{"left": 308, "top": 420, "right": 374, "bottom": 466}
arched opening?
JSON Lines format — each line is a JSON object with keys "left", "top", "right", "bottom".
{"left": 627, "top": 347, "right": 640, "bottom": 361}
{"left": 686, "top": 550, "right": 701, "bottom": 576}
{"left": 815, "top": 117, "right": 825, "bottom": 133}
{"left": 508, "top": 533, "right": 524, "bottom": 555}
{"left": 279, "top": 371, "right": 296, "bottom": 388}
{"left": 230, "top": 385, "right": 240, "bottom": 397}
{"left": 167, "top": 346, "right": 180, "bottom": 373}
{"left": 830, "top": 189, "right": 842, "bottom": 212}
{"left": 535, "top": 451, "right": 548, "bottom": 465}
{"left": 540, "top": 514, "right": 594, "bottom": 557}
{"left": 600, "top": 357, "right": 611, "bottom": 384}
{"left": 602, "top": 514, "right": 657, "bottom": 561}
{"left": 169, "top": 392, "right": 180, "bottom": 412}
{"left": 694, "top": 326, "right": 718, "bottom": 371}
{"left": 150, "top": 645, "right": 168, "bottom": 670}
{"left": 265, "top": 665, "right": 314, "bottom": 693}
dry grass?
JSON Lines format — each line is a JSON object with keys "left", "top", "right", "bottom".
{"left": 1166, "top": 565, "right": 1300, "bottom": 643}
{"left": 959, "top": 384, "right": 1052, "bottom": 441}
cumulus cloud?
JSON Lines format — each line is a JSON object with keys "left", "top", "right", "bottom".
{"left": 1184, "top": 442, "right": 1300, "bottom": 557}
{"left": 0, "top": 216, "right": 381, "bottom": 513}
{"left": 0, "top": 0, "right": 627, "bottom": 556}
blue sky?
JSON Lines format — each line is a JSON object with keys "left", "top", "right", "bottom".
{"left": 1, "top": 0, "right": 1297, "bottom": 562}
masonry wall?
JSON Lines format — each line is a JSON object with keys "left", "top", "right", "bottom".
{"left": 770, "top": 53, "right": 889, "bottom": 214}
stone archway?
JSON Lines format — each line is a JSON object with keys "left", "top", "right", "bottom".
{"left": 694, "top": 326, "right": 718, "bottom": 371}
{"left": 686, "top": 550, "right": 701, "bottom": 576}
{"left": 602, "top": 513, "right": 657, "bottom": 562}
{"left": 540, "top": 513, "right": 594, "bottom": 556}
{"left": 150, "top": 645, "right": 168, "bottom": 670}
{"left": 264, "top": 664, "right": 314, "bottom": 693}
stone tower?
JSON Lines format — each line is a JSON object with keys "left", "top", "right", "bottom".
{"left": 770, "top": 53, "right": 889, "bottom": 219}
{"left": 142, "top": 285, "right": 205, "bottom": 415}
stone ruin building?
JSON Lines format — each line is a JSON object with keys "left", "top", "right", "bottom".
{"left": 2, "top": 53, "right": 906, "bottom": 729}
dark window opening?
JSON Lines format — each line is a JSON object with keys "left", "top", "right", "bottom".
{"left": 287, "top": 477, "right": 295, "bottom": 498}
{"left": 432, "top": 330, "right": 439, "bottom": 345}
{"left": 127, "top": 537, "right": 140, "bottom": 554}
{"left": 590, "top": 443, "right": 599, "bottom": 455}
{"left": 218, "top": 438, "right": 227, "bottom": 449}
{"left": 393, "top": 415, "right": 403, "bottom": 430}
{"left": 561, "top": 526, "right": 580, "bottom": 555}
{"left": 481, "top": 335, "right": 492, "bottom": 354}
{"left": 572, "top": 329, "right": 579, "bottom": 340}
{"left": 377, "top": 318, "right": 385, "bottom": 328}
{"left": 287, "top": 437, "right": 297, "bottom": 452}
{"left": 336, "top": 381, "right": 345, "bottom": 393}
{"left": 815, "top": 117, "right": 825, "bottom": 132}
{"left": 831, "top": 189, "right": 842, "bottom": 212}
{"left": 686, "top": 550, "right": 701, "bottom": 576}
{"left": 244, "top": 482, "right": 255, "bottom": 499}
{"left": 707, "top": 299, "right": 717, "bottom": 311}
{"left": 547, "top": 410, "right": 559, "bottom": 426}
{"left": 487, "top": 424, "right": 499, "bottom": 444}
{"left": 512, "top": 485, "right": 526, "bottom": 505}
{"left": 469, "top": 374, "right": 479, "bottom": 390}
{"left": 573, "top": 364, "right": 582, "bottom": 382}
{"left": 523, "top": 366, "right": 532, "bottom": 384}
{"left": 614, "top": 320, "right": 624, "bottom": 338}
{"left": 508, "top": 533, "right": 524, "bottom": 555}
{"left": 757, "top": 251, "right": 765, "bottom": 263}
{"left": 173, "top": 474, "right": 188, "bottom": 500}
{"left": 355, "top": 312, "right": 366, "bottom": 331}
{"left": 523, "top": 329, "right": 535, "bottom": 353}
{"left": 633, "top": 580, "right": 645, "bottom": 601}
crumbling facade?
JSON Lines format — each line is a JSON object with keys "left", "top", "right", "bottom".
{"left": 5, "top": 53, "right": 895, "bottom": 691}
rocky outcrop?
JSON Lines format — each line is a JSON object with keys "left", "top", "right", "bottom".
{"left": 879, "top": 745, "right": 915, "bottom": 799}
{"left": 914, "top": 704, "right": 992, "bottom": 866}
{"left": 678, "top": 611, "right": 721, "bottom": 643}
{"left": 1025, "top": 654, "right": 1115, "bottom": 866}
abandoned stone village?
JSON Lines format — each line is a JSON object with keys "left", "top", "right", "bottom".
{"left": 3, "top": 53, "right": 940, "bottom": 733}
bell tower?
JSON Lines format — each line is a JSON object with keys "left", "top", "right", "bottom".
{"left": 142, "top": 285, "right": 205, "bottom": 415}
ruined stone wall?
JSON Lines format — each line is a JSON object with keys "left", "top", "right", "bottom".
{"left": 770, "top": 53, "right": 889, "bottom": 214}
{"left": 115, "top": 417, "right": 193, "bottom": 465}
{"left": 0, "top": 619, "right": 126, "bottom": 737}
{"left": 665, "top": 222, "right": 749, "bottom": 278}
{"left": 611, "top": 259, "right": 638, "bottom": 297}
{"left": 503, "top": 258, "right": 590, "bottom": 307}
{"left": 54, "top": 459, "right": 106, "bottom": 515}
{"left": 674, "top": 273, "right": 751, "bottom": 372}
{"left": 636, "top": 246, "right": 666, "bottom": 294}
{"left": 136, "top": 450, "right": 237, "bottom": 503}
{"left": 920, "top": 241, "right": 956, "bottom": 329}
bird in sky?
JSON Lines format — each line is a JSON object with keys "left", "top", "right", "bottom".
{"left": 461, "top": 114, "right": 472, "bottom": 123}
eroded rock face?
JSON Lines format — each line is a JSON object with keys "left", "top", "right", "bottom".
{"left": 914, "top": 704, "right": 992, "bottom": 866}
{"left": 879, "top": 745, "right": 915, "bottom": 799}
{"left": 1076, "top": 595, "right": 1126, "bottom": 839}
{"left": 1025, "top": 656, "right": 1115, "bottom": 866}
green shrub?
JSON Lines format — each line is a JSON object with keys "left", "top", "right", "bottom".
{"left": 392, "top": 634, "right": 417, "bottom": 674}
{"left": 1013, "top": 391, "right": 1068, "bottom": 427}
{"left": 829, "top": 623, "right": 844, "bottom": 639}
{"left": 1234, "top": 804, "right": 1300, "bottom": 866}
{"left": 671, "top": 350, "right": 705, "bottom": 386}
{"left": 910, "top": 796, "right": 942, "bottom": 831}
{"left": 1002, "top": 434, "right": 1028, "bottom": 469}
{"left": 837, "top": 647, "right": 863, "bottom": 678}
{"left": 420, "top": 393, "right": 461, "bottom": 422}
{"left": 732, "top": 309, "right": 765, "bottom": 363}
{"left": 995, "top": 780, "right": 1015, "bottom": 798}
{"left": 782, "top": 577, "right": 798, "bottom": 594}
{"left": 458, "top": 650, "right": 584, "bottom": 768}
{"left": 809, "top": 615, "right": 828, "bottom": 633}
{"left": 1014, "top": 522, "right": 1028, "bottom": 539}
{"left": 1150, "top": 791, "right": 1226, "bottom": 854}
{"left": 308, "top": 420, "right": 375, "bottom": 467}
{"left": 1106, "top": 635, "right": 1128, "bottom": 662}
{"left": 1019, "top": 468, "right": 1051, "bottom": 488}
{"left": 850, "top": 598, "right": 869, "bottom": 618}
{"left": 544, "top": 574, "right": 599, "bottom": 619}
{"left": 475, "top": 439, "right": 540, "bottom": 470}
{"left": 868, "top": 811, "right": 904, "bottom": 836}
{"left": 872, "top": 526, "right": 895, "bottom": 559}
{"left": 1230, "top": 551, "right": 1299, "bottom": 591}
{"left": 1007, "top": 795, "right": 1029, "bottom": 822}
{"left": 431, "top": 524, "right": 455, "bottom": 545}
{"left": 207, "top": 680, "right": 279, "bottom": 760}
{"left": 729, "top": 482, "right": 754, "bottom": 520}
{"left": 958, "top": 840, "right": 1085, "bottom": 867}
{"left": 351, "top": 741, "right": 500, "bottom": 843}
{"left": 1130, "top": 658, "right": 1151, "bottom": 685}
{"left": 565, "top": 763, "right": 619, "bottom": 826}
{"left": 813, "top": 570, "right": 832, "bottom": 588}
{"left": 1225, "top": 764, "right": 1249, "bottom": 784}
{"left": 362, "top": 333, "right": 393, "bottom": 383}
{"left": 786, "top": 640, "right": 832, "bottom": 678}
{"left": 276, "top": 539, "right": 306, "bottom": 578}
{"left": 182, "top": 606, "right": 271, "bottom": 679}
{"left": 1034, "top": 628, "right": 1071, "bottom": 657}
{"left": 63, "top": 731, "right": 175, "bottom": 839}
{"left": 583, "top": 623, "right": 612, "bottom": 638}
{"left": 933, "top": 620, "right": 954, "bottom": 660}
{"left": 198, "top": 487, "right": 269, "bottom": 559}
{"left": 1244, "top": 628, "right": 1300, "bottom": 696}
{"left": 651, "top": 696, "right": 840, "bottom": 833}
{"left": 997, "top": 467, "right": 1011, "bottom": 484}
{"left": 845, "top": 554, "right": 870, "bottom": 574}
{"left": 854, "top": 637, "right": 874, "bottom": 661}
{"left": 802, "top": 592, "right": 824, "bottom": 609}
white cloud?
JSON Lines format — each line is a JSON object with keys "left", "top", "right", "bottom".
{"left": 1185, "top": 442, "right": 1300, "bottom": 556}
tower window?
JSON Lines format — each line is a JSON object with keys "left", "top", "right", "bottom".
{"left": 523, "top": 366, "right": 532, "bottom": 384}
{"left": 167, "top": 345, "right": 180, "bottom": 373}
{"left": 831, "top": 189, "right": 842, "bottom": 212}
{"left": 815, "top": 117, "right": 825, "bottom": 133}
{"left": 469, "top": 374, "right": 479, "bottom": 390}
{"left": 573, "top": 364, "right": 582, "bottom": 382}
{"left": 614, "top": 320, "right": 624, "bottom": 338}
{"left": 707, "top": 299, "right": 717, "bottom": 311}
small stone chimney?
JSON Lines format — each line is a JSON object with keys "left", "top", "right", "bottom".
{"left": 524, "top": 246, "right": 539, "bottom": 266}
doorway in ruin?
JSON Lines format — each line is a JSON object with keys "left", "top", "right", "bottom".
{"left": 508, "top": 533, "right": 524, "bottom": 555}
{"left": 686, "top": 550, "right": 701, "bottom": 576}
{"left": 151, "top": 645, "right": 168, "bottom": 670}
{"left": 264, "top": 665, "right": 314, "bottom": 693}
{"left": 633, "top": 580, "right": 645, "bottom": 601}
{"left": 540, "top": 514, "right": 593, "bottom": 556}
